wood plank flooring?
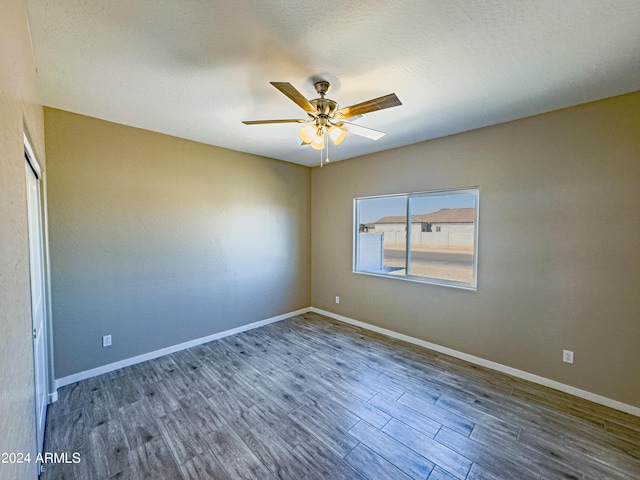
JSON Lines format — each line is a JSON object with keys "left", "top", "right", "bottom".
{"left": 42, "top": 312, "right": 640, "bottom": 479}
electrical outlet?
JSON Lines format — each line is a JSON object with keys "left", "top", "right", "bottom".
{"left": 563, "top": 349, "right": 574, "bottom": 364}
{"left": 102, "top": 335, "right": 112, "bottom": 347}
{"left": 335, "top": 296, "right": 340, "bottom": 304}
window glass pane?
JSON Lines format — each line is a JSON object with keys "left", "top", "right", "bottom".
{"left": 356, "top": 196, "right": 407, "bottom": 276}
{"left": 408, "top": 192, "right": 476, "bottom": 284}
{"left": 354, "top": 188, "right": 478, "bottom": 289}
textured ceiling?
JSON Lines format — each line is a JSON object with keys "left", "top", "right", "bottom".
{"left": 25, "top": 0, "right": 640, "bottom": 166}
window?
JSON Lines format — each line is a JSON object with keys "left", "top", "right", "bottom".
{"left": 354, "top": 187, "right": 479, "bottom": 290}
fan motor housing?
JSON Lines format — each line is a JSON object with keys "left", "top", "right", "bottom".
{"left": 310, "top": 97, "right": 338, "bottom": 118}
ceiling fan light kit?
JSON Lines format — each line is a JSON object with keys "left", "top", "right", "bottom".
{"left": 299, "top": 124, "right": 316, "bottom": 144}
{"left": 328, "top": 124, "right": 347, "bottom": 145}
{"left": 310, "top": 133, "right": 326, "bottom": 151}
{"left": 243, "top": 80, "right": 401, "bottom": 166}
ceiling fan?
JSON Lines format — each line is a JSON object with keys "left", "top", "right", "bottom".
{"left": 242, "top": 81, "right": 402, "bottom": 161}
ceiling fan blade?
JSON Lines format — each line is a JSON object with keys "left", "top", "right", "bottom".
{"left": 242, "top": 119, "right": 308, "bottom": 125}
{"left": 334, "top": 93, "right": 402, "bottom": 120}
{"left": 340, "top": 121, "right": 386, "bottom": 140}
{"left": 270, "top": 82, "right": 317, "bottom": 115}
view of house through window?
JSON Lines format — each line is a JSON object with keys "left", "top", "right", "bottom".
{"left": 355, "top": 188, "right": 478, "bottom": 289}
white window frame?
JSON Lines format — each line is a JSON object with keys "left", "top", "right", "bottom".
{"left": 353, "top": 187, "right": 479, "bottom": 290}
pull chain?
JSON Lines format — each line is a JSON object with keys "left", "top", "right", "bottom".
{"left": 325, "top": 129, "right": 330, "bottom": 163}
{"left": 319, "top": 128, "right": 330, "bottom": 167}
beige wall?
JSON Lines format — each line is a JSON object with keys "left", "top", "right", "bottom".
{"left": 45, "top": 108, "right": 311, "bottom": 378}
{"left": 0, "top": 1, "right": 46, "bottom": 478}
{"left": 312, "top": 92, "right": 640, "bottom": 408}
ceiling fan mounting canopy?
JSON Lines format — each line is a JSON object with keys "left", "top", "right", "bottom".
{"left": 314, "top": 81, "right": 331, "bottom": 96}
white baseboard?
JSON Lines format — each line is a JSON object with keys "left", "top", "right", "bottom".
{"left": 310, "top": 307, "right": 640, "bottom": 418}
{"left": 53, "top": 305, "right": 639, "bottom": 417}
{"left": 54, "top": 307, "right": 311, "bottom": 391}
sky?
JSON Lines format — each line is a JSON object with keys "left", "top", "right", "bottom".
{"left": 358, "top": 192, "right": 476, "bottom": 224}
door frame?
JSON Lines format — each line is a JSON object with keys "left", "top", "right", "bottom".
{"left": 24, "top": 132, "right": 55, "bottom": 404}
{"left": 24, "top": 131, "right": 55, "bottom": 459}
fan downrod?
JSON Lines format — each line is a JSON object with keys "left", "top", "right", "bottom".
{"left": 311, "top": 81, "right": 338, "bottom": 118}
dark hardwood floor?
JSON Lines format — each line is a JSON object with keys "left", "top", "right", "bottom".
{"left": 42, "top": 312, "right": 640, "bottom": 479}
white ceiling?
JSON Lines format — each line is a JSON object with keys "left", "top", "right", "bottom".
{"left": 25, "top": 0, "right": 640, "bottom": 167}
